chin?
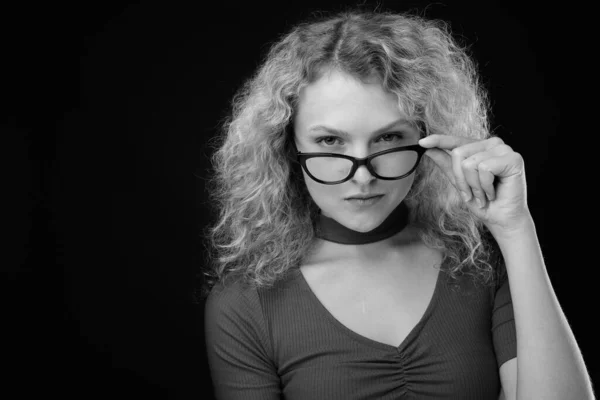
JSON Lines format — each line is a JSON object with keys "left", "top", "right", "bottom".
{"left": 348, "top": 223, "right": 380, "bottom": 233}
{"left": 343, "top": 209, "right": 387, "bottom": 232}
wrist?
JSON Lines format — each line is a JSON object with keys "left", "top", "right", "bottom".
{"left": 488, "top": 212, "right": 536, "bottom": 243}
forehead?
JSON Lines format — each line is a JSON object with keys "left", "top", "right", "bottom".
{"left": 294, "top": 70, "right": 408, "bottom": 134}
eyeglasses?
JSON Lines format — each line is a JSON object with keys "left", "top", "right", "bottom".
{"left": 292, "top": 143, "right": 427, "bottom": 185}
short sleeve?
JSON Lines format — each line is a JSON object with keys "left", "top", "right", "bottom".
{"left": 204, "top": 279, "right": 281, "bottom": 400}
{"left": 491, "top": 259, "right": 517, "bottom": 369}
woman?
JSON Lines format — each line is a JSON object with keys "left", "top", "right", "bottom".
{"left": 200, "top": 9, "right": 594, "bottom": 400}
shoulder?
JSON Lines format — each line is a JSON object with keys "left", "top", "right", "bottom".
{"left": 204, "top": 276, "right": 275, "bottom": 350}
{"left": 204, "top": 274, "right": 294, "bottom": 329}
{"left": 204, "top": 277, "right": 261, "bottom": 320}
{"left": 203, "top": 277, "right": 279, "bottom": 377}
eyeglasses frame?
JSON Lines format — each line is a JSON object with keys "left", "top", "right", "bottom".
{"left": 292, "top": 143, "right": 428, "bottom": 185}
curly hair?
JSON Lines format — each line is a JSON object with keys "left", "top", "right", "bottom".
{"left": 197, "top": 8, "right": 506, "bottom": 300}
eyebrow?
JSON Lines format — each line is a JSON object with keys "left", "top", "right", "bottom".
{"left": 307, "top": 118, "right": 416, "bottom": 139}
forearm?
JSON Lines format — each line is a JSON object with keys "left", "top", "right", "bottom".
{"left": 493, "top": 216, "right": 595, "bottom": 400}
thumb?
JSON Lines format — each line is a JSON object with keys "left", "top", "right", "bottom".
{"left": 423, "top": 148, "right": 457, "bottom": 188}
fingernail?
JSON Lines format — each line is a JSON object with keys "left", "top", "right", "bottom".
{"left": 476, "top": 197, "right": 484, "bottom": 208}
{"left": 460, "top": 191, "right": 471, "bottom": 202}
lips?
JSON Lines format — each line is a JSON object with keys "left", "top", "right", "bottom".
{"left": 346, "top": 195, "right": 383, "bottom": 200}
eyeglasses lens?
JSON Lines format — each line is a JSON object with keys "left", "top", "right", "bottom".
{"left": 305, "top": 151, "right": 418, "bottom": 182}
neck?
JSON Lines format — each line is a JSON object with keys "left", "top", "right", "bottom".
{"left": 315, "top": 201, "right": 410, "bottom": 245}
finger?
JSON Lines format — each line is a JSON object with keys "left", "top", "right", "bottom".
{"left": 463, "top": 144, "right": 513, "bottom": 202}
{"left": 422, "top": 148, "right": 458, "bottom": 188}
{"left": 479, "top": 166, "right": 496, "bottom": 202}
{"left": 418, "top": 134, "right": 476, "bottom": 150}
{"left": 450, "top": 137, "right": 505, "bottom": 203}
{"left": 451, "top": 148, "right": 475, "bottom": 203}
{"left": 462, "top": 157, "right": 487, "bottom": 208}
{"left": 423, "top": 148, "right": 477, "bottom": 205}
{"left": 478, "top": 152, "right": 525, "bottom": 181}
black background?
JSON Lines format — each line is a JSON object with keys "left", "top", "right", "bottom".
{"left": 5, "top": 0, "right": 597, "bottom": 398}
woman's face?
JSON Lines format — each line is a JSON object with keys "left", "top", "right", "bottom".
{"left": 293, "top": 69, "right": 421, "bottom": 233}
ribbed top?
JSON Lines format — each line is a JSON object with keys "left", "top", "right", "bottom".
{"left": 204, "top": 217, "right": 517, "bottom": 399}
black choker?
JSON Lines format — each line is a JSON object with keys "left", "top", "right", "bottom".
{"left": 315, "top": 201, "right": 410, "bottom": 245}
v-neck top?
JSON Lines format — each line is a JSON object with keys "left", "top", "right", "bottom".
{"left": 204, "top": 248, "right": 517, "bottom": 399}
{"left": 296, "top": 260, "right": 443, "bottom": 354}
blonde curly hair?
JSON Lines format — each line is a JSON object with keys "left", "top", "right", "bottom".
{"left": 197, "top": 8, "right": 505, "bottom": 299}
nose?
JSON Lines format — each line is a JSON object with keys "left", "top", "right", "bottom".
{"left": 351, "top": 163, "right": 376, "bottom": 183}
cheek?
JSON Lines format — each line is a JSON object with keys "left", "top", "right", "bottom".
{"left": 398, "top": 174, "right": 416, "bottom": 195}
{"left": 386, "top": 173, "right": 416, "bottom": 203}
{"left": 303, "top": 171, "right": 338, "bottom": 204}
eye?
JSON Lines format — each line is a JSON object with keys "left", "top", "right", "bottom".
{"left": 314, "top": 132, "right": 406, "bottom": 147}
{"left": 314, "top": 136, "right": 343, "bottom": 146}
{"left": 378, "top": 133, "right": 404, "bottom": 142}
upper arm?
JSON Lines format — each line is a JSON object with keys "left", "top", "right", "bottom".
{"left": 492, "top": 252, "right": 517, "bottom": 400}
{"left": 204, "top": 285, "right": 281, "bottom": 400}
{"left": 499, "top": 357, "right": 517, "bottom": 400}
